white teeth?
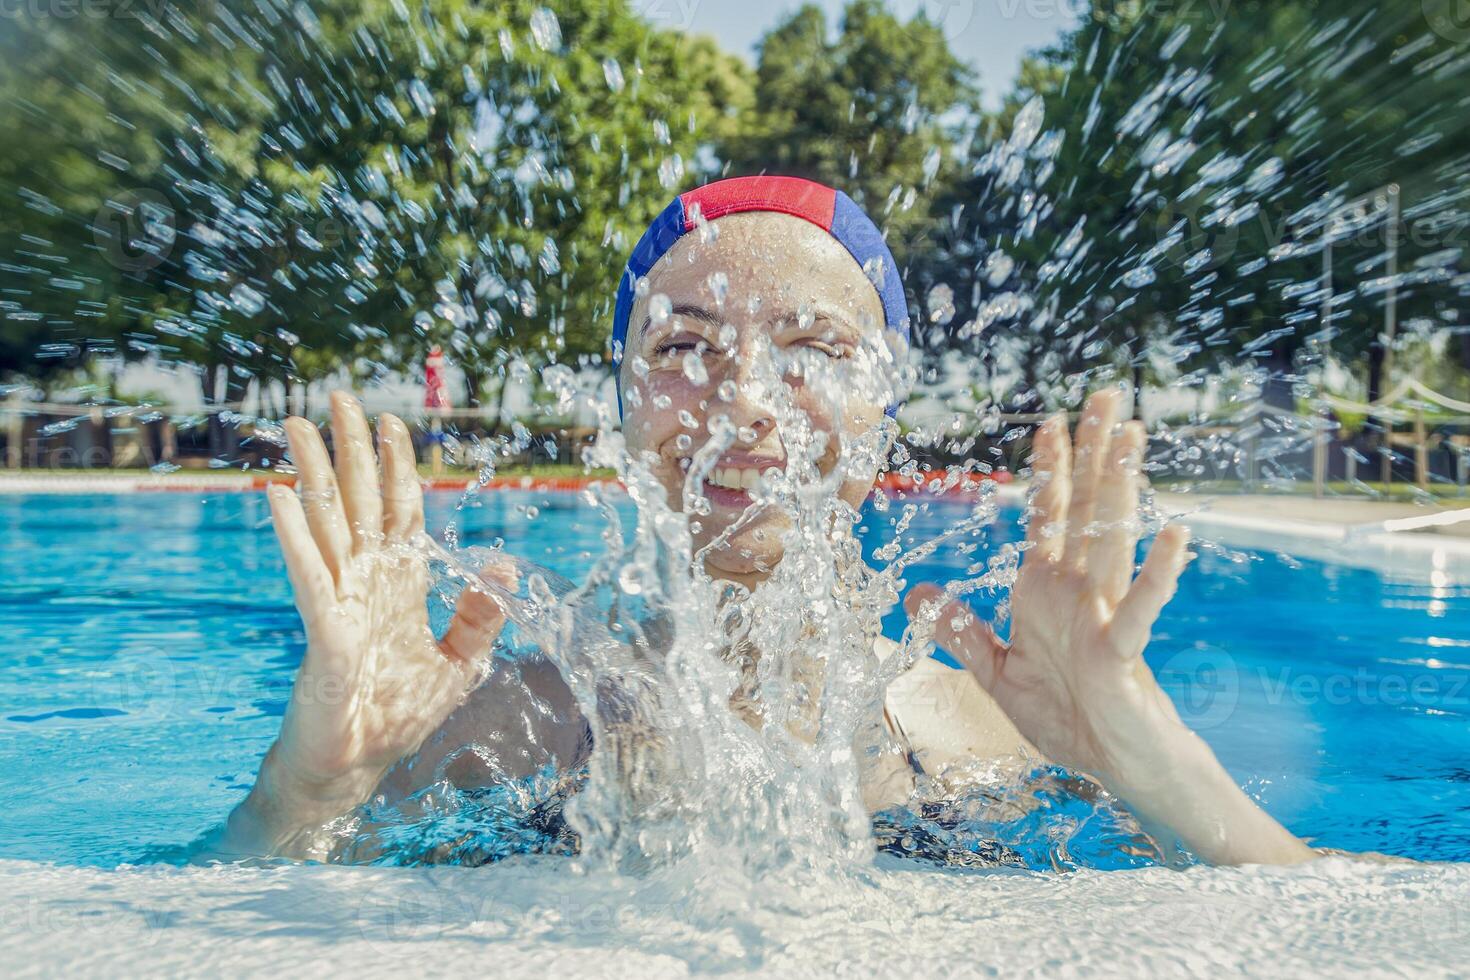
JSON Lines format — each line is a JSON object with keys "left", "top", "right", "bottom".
{"left": 705, "top": 466, "right": 773, "bottom": 491}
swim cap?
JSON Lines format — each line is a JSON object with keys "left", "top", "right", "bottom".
{"left": 610, "top": 175, "right": 908, "bottom": 415}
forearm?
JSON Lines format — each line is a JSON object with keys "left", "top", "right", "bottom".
{"left": 1101, "top": 725, "right": 1316, "bottom": 866}
{"left": 205, "top": 743, "right": 376, "bottom": 863}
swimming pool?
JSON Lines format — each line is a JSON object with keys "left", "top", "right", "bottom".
{"left": 1, "top": 489, "right": 1468, "bottom": 972}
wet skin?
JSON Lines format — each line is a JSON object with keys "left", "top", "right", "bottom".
{"left": 617, "top": 211, "right": 892, "bottom": 589}
{"left": 220, "top": 211, "right": 1323, "bottom": 867}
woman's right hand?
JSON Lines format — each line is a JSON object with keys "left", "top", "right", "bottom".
{"left": 229, "top": 392, "right": 509, "bottom": 858}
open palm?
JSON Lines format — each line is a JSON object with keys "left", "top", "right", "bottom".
{"left": 906, "top": 390, "right": 1192, "bottom": 786}
{"left": 266, "top": 393, "right": 509, "bottom": 808}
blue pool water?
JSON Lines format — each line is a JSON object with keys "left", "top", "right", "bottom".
{"left": 0, "top": 490, "right": 1466, "bottom": 867}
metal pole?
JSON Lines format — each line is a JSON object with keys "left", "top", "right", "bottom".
{"left": 1414, "top": 407, "right": 1427, "bottom": 491}
{"left": 1313, "top": 407, "right": 1327, "bottom": 498}
{"left": 1380, "top": 185, "right": 1400, "bottom": 488}
{"left": 1315, "top": 243, "right": 1333, "bottom": 498}
{"left": 4, "top": 393, "right": 22, "bottom": 469}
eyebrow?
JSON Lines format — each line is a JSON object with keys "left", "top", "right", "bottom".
{"left": 636, "top": 303, "right": 723, "bottom": 342}
{"left": 770, "top": 305, "right": 856, "bottom": 332}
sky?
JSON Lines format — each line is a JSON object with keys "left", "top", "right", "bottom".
{"left": 644, "top": 0, "right": 1080, "bottom": 109}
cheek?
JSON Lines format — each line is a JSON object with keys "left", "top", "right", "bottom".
{"left": 623, "top": 373, "right": 710, "bottom": 447}
{"left": 843, "top": 399, "right": 885, "bottom": 437}
{"left": 792, "top": 386, "right": 883, "bottom": 440}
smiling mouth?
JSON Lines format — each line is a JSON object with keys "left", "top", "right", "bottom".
{"left": 702, "top": 462, "right": 784, "bottom": 495}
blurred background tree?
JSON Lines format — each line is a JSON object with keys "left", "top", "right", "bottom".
{"left": 937, "top": 0, "right": 1470, "bottom": 415}
{"left": 719, "top": 0, "right": 976, "bottom": 252}
{"left": 0, "top": 0, "right": 749, "bottom": 419}
{"left": 1, "top": 0, "right": 1467, "bottom": 457}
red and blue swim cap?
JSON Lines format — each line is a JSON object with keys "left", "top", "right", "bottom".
{"left": 611, "top": 175, "right": 908, "bottom": 414}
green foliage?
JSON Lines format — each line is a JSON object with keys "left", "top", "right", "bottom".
{"left": 2, "top": 0, "right": 1468, "bottom": 417}
{"left": 0, "top": 0, "right": 750, "bottom": 403}
{"left": 923, "top": 0, "right": 1470, "bottom": 408}
{"left": 721, "top": 0, "right": 977, "bottom": 249}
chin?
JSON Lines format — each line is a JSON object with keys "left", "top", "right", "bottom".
{"left": 696, "top": 518, "right": 787, "bottom": 580}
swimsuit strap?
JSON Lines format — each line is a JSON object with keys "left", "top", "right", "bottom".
{"left": 882, "top": 705, "right": 926, "bottom": 777}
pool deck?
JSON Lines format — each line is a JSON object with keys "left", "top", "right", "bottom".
{"left": 2, "top": 470, "right": 1463, "bottom": 576}
{"left": 1158, "top": 492, "right": 1470, "bottom": 538}
{"left": 1151, "top": 491, "right": 1470, "bottom": 577}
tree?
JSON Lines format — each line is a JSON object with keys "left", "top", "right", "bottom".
{"left": 724, "top": 0, "right": 976, "bottom": 257}
{"left": 0, "top": 0, "right": 752, "bottom": 425}
{"left": 921, "top": 0, "right": 1470, "bottom": 414}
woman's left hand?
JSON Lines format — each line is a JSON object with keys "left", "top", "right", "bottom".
{"left": 904, "top": 389, "right": 1314, "bottom": 864}
{"left": 905, "top": 389, "right": 1191, "bottom": 784}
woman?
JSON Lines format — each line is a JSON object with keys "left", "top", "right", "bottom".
{"left": 218, "top": 176, "right": 1317, "bottom": 866}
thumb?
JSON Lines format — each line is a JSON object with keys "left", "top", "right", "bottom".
{"left": 903, "top": 583, "right": 1006, "bottom": 688}
{"left": 439, "top": 578, "right": 512, "bottom": 665}
{"left": 903, "top": 582, "right": 946, "bottom": 622}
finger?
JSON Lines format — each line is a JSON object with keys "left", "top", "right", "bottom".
{"left": 379, "top": 413, "right": 424, "bottom": 541}
{"left": 1111, "top": 523, "right": 1192, "bottom": 656}
{"left": 267, "top": 483, "right": 337, "bottom": 623}
{"left": 904, "top": 584, "right": 1006, "bottom": 690}
{"left": 284, "top": 415, "right": 351, "bottom": 583}
{"left": 1024, "top": 413, "right": 1072, "bottom": 565}
{"left": 440, "top": 585, "right": 509, "bottom": 665}
{"left": 1064, "top": 389, "right": 1122, "bottom": 569}
{"left": 1088, "top": 420, "right": 1146, "bottom": 604}
{"left": 331, "top": 391, "right": 383, "bottom": 554}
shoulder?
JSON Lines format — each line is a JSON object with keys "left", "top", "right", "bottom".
{"left": 879, "top": 639, "right": 1036, "bottom": 773}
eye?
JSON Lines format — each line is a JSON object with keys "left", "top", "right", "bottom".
{"left": 793, "top": 338, "right": 853, "bottom": 359}
{"left": 654, "top": 337, "right": 708, "bottom": 359}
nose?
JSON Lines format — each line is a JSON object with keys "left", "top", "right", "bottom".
{"left": 707, "top": 335, "right": 777, "bottom": 442}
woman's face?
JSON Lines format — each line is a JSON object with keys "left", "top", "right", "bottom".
{"left": 620, "top": 211, "right": 895, "bottom": 587}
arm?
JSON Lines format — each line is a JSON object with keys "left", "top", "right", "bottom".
{"left": 207, "top": 392, "right": 513, "bottom": 862}
{"left": 904, "top": 389, "right": 1316, "bottom": 866}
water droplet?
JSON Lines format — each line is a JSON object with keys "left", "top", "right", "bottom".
{"left": 649, "top": 294, "right": 672, "bottom": 325}
{"left": 1123, "top": 266, "right": 1157, "bottom": 289}
{"left": 926, "top": 284, "right": 955, "bottom": 325}
{"left": 529, "top": 8, "right": 562, "bottom": 52}
{"left": 602, "top": 57, "right": 625, "bottom": 93}
{"left": 657, "top": 154, "right": 684, "bottom": 189}
{"left": 682, "top": 352, "right": 708, "bottom": 385}
{"left": 1008, "top": 95, "right": 1045, "bottom": 153}
{"left": 230, "top": 284, "right": 266, "bottom": 315}
{"left": 984, "top": 251, "right": 1015, "bottom": 287}
{"left": 707, "top": 271, "right": 728, "bottom": 309}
